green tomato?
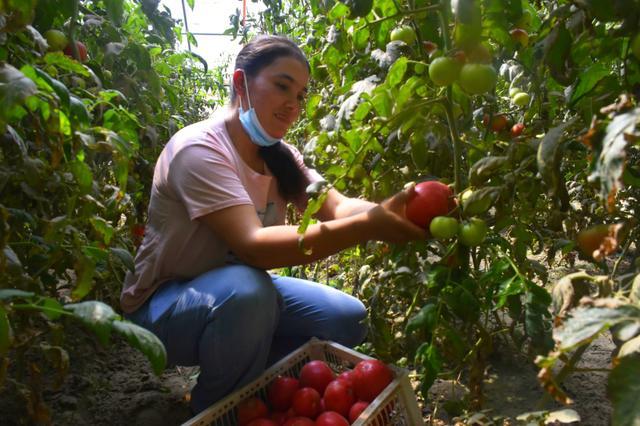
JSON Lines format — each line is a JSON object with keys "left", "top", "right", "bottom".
{"left": 458, "top": 63, "right": 497, "bottom": 95}
{"left": 429, "top": 216, "right": 459, "bottom": 240}
{"left": 428, "top": 57, "right": 461, "bottom": 87}
{"left": 44, "top": 29, "right": 68, "bottom": 52}
{"left": 512, "top": 91, "right": 531, "bottom": 107}
{"left": 390, "top": 25, "right": 416, "bottom": 45}
{"left": 458, "top": 218, "right": 488, "bottom": 246}
{"left": 508, "top": 87, "right": 522, "bottom": 98}
{"left": 632, "top": 34, "right": 640, "bottom": 60}
{"left": 414, "top": 62, "right": 426, "bottom": 75}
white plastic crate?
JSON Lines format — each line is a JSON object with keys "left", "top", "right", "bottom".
{"left": 182, "top": 337, "right": 424, "bottom": 426}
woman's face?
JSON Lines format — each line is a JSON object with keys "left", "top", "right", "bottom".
{"left": 241, "top": 56, "right": 309, "bottom": 139}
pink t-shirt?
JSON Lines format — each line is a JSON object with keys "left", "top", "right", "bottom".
{"left": 120, "top": 114, "right": 323, "bottom": 313}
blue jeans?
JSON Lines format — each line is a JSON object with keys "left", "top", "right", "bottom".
{"left": 125, "top": 264, "right": 367, "bottom": 413}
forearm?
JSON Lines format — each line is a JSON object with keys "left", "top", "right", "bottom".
{"left": 243, "top": 213, "right": 372, "bottom": 269}
{"left": 331, "top": 197, "right": 378, "bottom": 219}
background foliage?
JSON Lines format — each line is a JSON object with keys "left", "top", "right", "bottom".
{"left": 1, "top": 0, "right": 640, "bottom": 424}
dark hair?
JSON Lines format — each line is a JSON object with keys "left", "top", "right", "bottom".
{"left": 233, "top": 35, "right": 311, "bottom": 202}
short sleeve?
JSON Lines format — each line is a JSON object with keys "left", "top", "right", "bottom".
{"left": 168, "top": 144, "right": 253, "bottom": 220}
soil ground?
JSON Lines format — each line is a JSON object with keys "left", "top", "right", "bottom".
{"left": 1, "top": 327, "right": 613, "bottom": 425}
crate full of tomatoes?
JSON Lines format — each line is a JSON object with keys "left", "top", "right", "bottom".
{"left": 183, "top": 338, "right": 423, "bottom": 426}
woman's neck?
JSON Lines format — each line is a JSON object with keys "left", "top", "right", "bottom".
{"left": 224, "top": 107, "right": 265, "bottom": 174}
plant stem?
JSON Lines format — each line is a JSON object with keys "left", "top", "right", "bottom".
{"left": 68, "top": 0, "right": 80, "bottom": 61}
{"left": 536, "top": 344, "right": 589, "bottom": 408}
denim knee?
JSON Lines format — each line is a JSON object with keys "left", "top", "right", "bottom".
{"left": 325, "top": 298, "right": 368, "bottom": 348}
{"left": 200, "top": 265, "right": 282, "bottom": 342}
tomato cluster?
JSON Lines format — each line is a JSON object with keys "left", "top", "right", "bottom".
{"left": 236, "top": 359, "right": 394, "bottom": 426}
{"left": 43, "top": 28, "right": 89, "bottom": 62}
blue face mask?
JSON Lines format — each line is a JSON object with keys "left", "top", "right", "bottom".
{"left": 238, "top": 70, "right": 281, "bottom": 147}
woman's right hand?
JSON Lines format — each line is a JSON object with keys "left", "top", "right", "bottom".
{"left": 366, "top": 184, "right": 427, "bottom": 244}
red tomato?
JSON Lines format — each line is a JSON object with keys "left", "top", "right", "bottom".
{"left": 268, "top": 376, "right": 300, "bottom": 411}
{"left": 238, "top": 397, "right": 269, "bottom": 426}
{"left": 283, "top": 417, "right": 316, "bottom": 426}
{"left": 511, "top": 123, "right": 525, "bottom": 138}
{"left": 292, "top": 387, "right": 322, "bottom": 419}
{"left": 406, "top": 181, "right": 455, "bottom": 229}
{"left": 63, "top": 40, "right": 88, "bottom": 62}
{"left": 247, "top": 420, "right": 278, "bottom": 426}
{"left": 299, "top": 360, "right": 335, "bottom": 395}
{"left": 316, "top": 411, "right": 350, "bottom": 426}
{"left": 336, "top": 370, "right": 356, "bottom": 386}
{"left": 323, "top": 379, "right": 355, "bottom": 418}
{"left": 352, "top": 360, "right": 394, "bottom": 402}
{"left": 270, "top": 411, "right": 289, "bottom": 425}
{"left": 349, "top": 401, "right": 369, "bottom": 423}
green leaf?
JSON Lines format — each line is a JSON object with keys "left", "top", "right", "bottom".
{"left": 555, "top": 305, "right": 640, "bottom": 350}
{"left": 469, "top": 156, "right": 508, "bottom": 186}
{"left": 371, "top": 90, "right": 392, "bottom": 118}
{"left": 0, "top": 63, "right": 38, "bottom": 126}
{"left": 496, "top": 276, "right": 525, "bottom": 308}
{"left": 340, "top": 0, "right": 373, "bottom": 18}
{"left": 90, "top": 216, "right": 114, "bottom": 245}
{"left": 0, "top": 304, "right": 13, "bottom": 356}
{"left": 0, "top": 289, "right": 34, "bottom": 300}
{"left": 570, "top": 63, "right": 609, "bottom": 105}
{"left": 385, "top": 57, "right": 408, "bottom": 88}
{"left": 536, "top": 119, "right": 576, "bottom": 210}
{"left": 110, "top": 248, "right": 135, "bottom": 273}
{"left": 2, "top": 246, "right": 22, "bottom": 273}
{"left": 630, "top": 274, "right": 640, "bottom": 304}
{"left": 329, "top": 1, "right": 351, "bottom": 19}
{"left": 71, "top": 255, "right": 96, "bottom": 301}
{"left": 44, "top": 52, "right": 90, "bottom": 76}
{"left": 607, "top": 355, "right": 640, "bottom": 426}
{"left": 112, "top": 320, "right": 167, "bottom": 375}
{"left": 619, "top": 335, "right": 640, "bottom": 358}
{"left": 70, "top": 157, "right": 93, "bottom": 194}
{"left": 543, "top": 25, "right": 575, "bottom": 85}
{"left": 588, "top": 107, "right": 639, "bottom": 209}
{"left": 104, "top": 0, "right": 124, "bottom": 25}
{"left": 69, "top": 95, "right": 91, "bottom": 126}
{"left": 406, "top": 303, "right": 437, "bottom": 334}
{"left": 65, "top": 301, "right": 117, "bottom": 345}
{"left": 39, "top": 297, "right": 64, "bottom": 321}
{"left": 416, "top": 342, "right": 443, "bottom": 394}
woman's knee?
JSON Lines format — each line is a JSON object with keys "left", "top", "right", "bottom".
{"left": 326, "top": 296, "right": 368, "bottom": 347}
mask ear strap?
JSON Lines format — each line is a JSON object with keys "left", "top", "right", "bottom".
{"left": 241, "top": 70, "right": 253, "bottom": 109}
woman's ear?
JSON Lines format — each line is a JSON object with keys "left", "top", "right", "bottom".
{"left": 232, "top": 69, "right": 246, "bottom": 99}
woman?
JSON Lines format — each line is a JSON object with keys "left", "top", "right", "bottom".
{"left": 120, "top": 35, "right": 425, "bottom": 414}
